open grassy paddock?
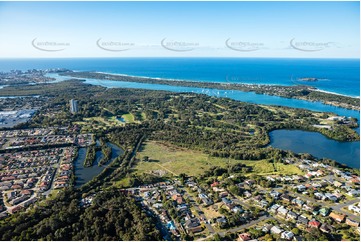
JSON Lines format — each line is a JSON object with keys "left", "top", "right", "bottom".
{"left": 133, "top": 140, "right": 302, "bottom": 177}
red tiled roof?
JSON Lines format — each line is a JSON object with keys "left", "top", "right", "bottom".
{"left": 308, "top": 220, "right": 321, "bottom": 228}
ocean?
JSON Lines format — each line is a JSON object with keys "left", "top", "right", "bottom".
{"left": 0, "top": 58, "right": 359, "bottom": 97}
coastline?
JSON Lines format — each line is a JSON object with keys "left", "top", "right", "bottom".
{"left": 96, "top": 71, "right": 360, "bottom": 98}
{"left": 313, "top": 88, "right": 360, "bottom": 99}
{"left": 62, "top": 71, "right": 361, "bottom": 111}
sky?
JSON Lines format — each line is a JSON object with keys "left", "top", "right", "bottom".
{"left": 0, "top": 1, "right": 359, "bottom": 58}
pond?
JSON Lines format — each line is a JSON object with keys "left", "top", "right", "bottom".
{"left": 117, "top": 117, "right": 126, "bottom": 122}
{"left": 73, "top": 142, "right": 124, "bottom": 187}
{"left": 269, "top": 130, "right": 360, "bottom": 168}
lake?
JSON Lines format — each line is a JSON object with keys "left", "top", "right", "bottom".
{"left": 269, "top": 130, "right": 360, "bottom": 168}
{"left": 73, "top": 142, "right": 123, "bottom": 187}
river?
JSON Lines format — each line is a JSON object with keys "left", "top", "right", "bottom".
{"left": 47, "top": 73, "right": 360, "bottom": 120}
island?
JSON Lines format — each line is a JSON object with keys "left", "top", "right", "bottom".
{"left": 298, "top": 77, "right": 319, "bottom": 82}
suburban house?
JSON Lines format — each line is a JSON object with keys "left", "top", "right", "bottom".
{"left": 286, "top": 211, "right": 298, "bottom": 220}
{"left": 184, "top": 218, "right": 202, "bottom": 233}
{"left": 319, "top": 207, "right": 330, "bottom": 217}
{"left": 238, "top": 233, "right": 251, "bottom": 241}
{"left": 329, "top": 212, "right": 345, "bottom": 223}
{"left": 297, "top": 215, "right": 308, "bottom": 225}
{"left": 308, "top": 219, "right": 321, "bottom": 229}
{"left": 320, "top": 223, "right": 333, "bottom": 234}
{"left": 277, "top": 206, "right": 289, "bottom": 217}
{"left": 345, "top": 218, "right": 359, "bottom": 227}
{"left": 281, "top": 231, "right": 294, "bottom": 240}
{"left": 270, "top": 226, "right": 283, "bottom": 235}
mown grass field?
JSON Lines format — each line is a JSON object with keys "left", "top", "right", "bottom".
{"left": 134, "top": 140, "right": 302, "bottom": 177}
{"left": 74, "top": 113, "right": 140, "bottom": 132}
{"left": 121, "top": 113, "right": 135, "bottom": 123}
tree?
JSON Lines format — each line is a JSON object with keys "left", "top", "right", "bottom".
{"left": 219, "top": 207, "right": 227, "bottom": 215}
{"left": 228, "top": 185, "right": 240, "bottom": 196}
{"left": 263, "top": 234, "right": 273, "bottom": 241}
{"left": 291, "top": 228, "right": 300, "bottom": 235}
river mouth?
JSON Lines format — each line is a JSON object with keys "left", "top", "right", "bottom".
{"left": 269, "top": 129, "right": 360, "bottom": 169}
{"left": 73, "top": 142, "right": 123, "bottom": 188}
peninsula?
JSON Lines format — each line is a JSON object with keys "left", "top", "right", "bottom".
{"left": 60, "top": 71, "right": 360, "bottom": 111}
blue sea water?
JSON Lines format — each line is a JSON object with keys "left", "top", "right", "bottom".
{"left": 0, "top": 58, "right": 359, "bottom": 97}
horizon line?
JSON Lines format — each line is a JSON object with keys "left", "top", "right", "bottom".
{"left": 0, "top": 56, "right": 360, "bottom": 60}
